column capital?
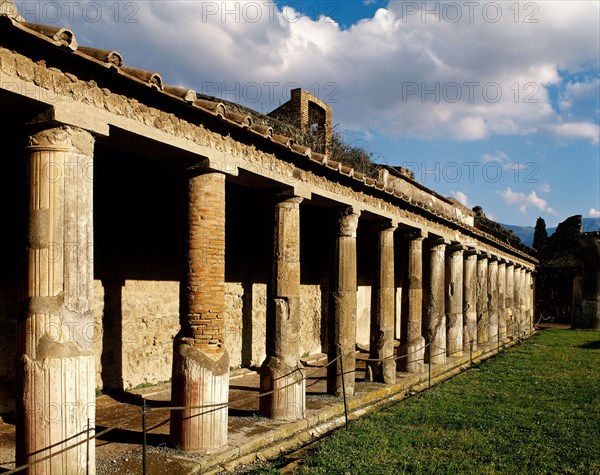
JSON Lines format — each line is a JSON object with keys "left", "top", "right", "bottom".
{"left": 477, "top": 251, "right": 491, "bottom": 260}
{"left": 448, "top": 243, "right": 467, "bottom": 253}
{"left": 273, "top": 190, "right": 304, "bottom": 207}
{"left": 488, "top": 254, "right": 499, "bottom": 262}
{"left": 27, "top": 125, "right": 95, "bottom": 156}
{"left": 377, "top": 219, "right": 397, "bottom": 232}
{"left": 429, "top": 237, "right": 450, "bottom": 249}
{"left": 337, "top": 206, "right": 360, "bottom": 237}
{"left": 464, "top": 247, "right": 479, "bottom": 257}
{"left": 405, "top": 229, "right": 428, "bottom": 241}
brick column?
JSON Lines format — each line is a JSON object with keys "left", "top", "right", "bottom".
{"left": 498, "top": 260, "right": 507, "bottom": 342}
{"left": 506, "top": 263, "right": 515, "bottom": 339}
{"left": 398, "top": 231, "right": 426, "bottom": 373}
{"left": 18, "top": 126, "right": 95, "bottom": 475}
{"left": 171, "top": 171, "right": 229, "bottom": 452}
{"left": 476, "top": 253, "right": 489, "bottom": 346}
{"left": 328, "top": 207, "right": 360, "bottom": 397}
{"left": 260, "top": 195, "right": 305, "bottom": 420}
{"left": 488, "top": 257, "right": 499, "bottom": 344}
{"left": 369, "top": 222, "right": 397, "bottom": 384}
{"left": 445, "top": 244, "right": 464, "bottom": 357}
{"left": 426, "top": 238, "right": 447, "bottom": 365}
{"left": 463, "top": 249, "right": 478, "bottom": 352}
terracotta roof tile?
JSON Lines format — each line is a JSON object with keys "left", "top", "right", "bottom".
{"left": 163, "top": 85, "right": 197, "bottom": 103}
{"left": 120, "top": 67, "right": 162, "bottom": 90}
{"left": 21, "top": 22, "right": 77, "bottom": 50}
{"left": 77, "top": 46, "right": 123, "bottom": 67}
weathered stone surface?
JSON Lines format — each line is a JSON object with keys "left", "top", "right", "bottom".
{"left": 498, "top": 262, "right": 507, "bottom": 341}
{"left": 18, "top": 126, "right": 96, "bottom": 474}
{"left": 446, "top": 245, "right": 464, "bottom": 357}
{"left": 488, "top": 258, "right": 499, "bottom": 344}
{"left": 506, "top": 264, "right": 515, "bottom": 338}
{"left": 463, "top": 250, "right": 478, "bottom": 351}
{"left": 356, "top": 286, "right": 372, "bottom": 348}
{"left": 476, "top": 255, "right": 489, "bottom": 345}
{"left": 426, "top": 239, "right": 447, "bottom": 365}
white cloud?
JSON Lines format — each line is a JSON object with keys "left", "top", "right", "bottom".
{"left": 450, "top": 190, "right": 470, "bottom": 207}
{"left": 549, "top": 122, "right": 600, "bottom": 144}
{"left": 498, "top": 188, "right": 558, "bottom": 215}
{"left": 538, "top": 183, "right": 551, "bottom": 193}
{"left": 590, "top": 208, "right": 600, "bottom": 218}
{"left": 17, "top": 1, "right": 599, "bottom": 144}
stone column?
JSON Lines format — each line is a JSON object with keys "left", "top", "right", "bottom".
{"left": 445, "top": 244, "right": 464, "bottom": 358}
{"left": 498, "top": 261, "right": 507, "bottom": 342}
{"left": 506, "top": 263, "right": 515, "bottom": 339}
{"left": 524, "top": 270, "right": 532, "bottom": 334}
{"left": 328, "top": 207, "right": 360, "bottom": 397}
{"left": 18, "top": 126, "right": 95, "bottom": 474}
{"left": 476, "top": 253, "right": 489, "bottom": 346}
{"left": 531, "top": 271, "right": 536, "bottom": 330}
{"left": 397, "top": 231, "right": 426, "bottom": 373}
{"left": 260, "top": 194, "right": 305, "bottom": 420}
{"left": 426, "top": 238, "right": 447, "bottom": 365}
{"left": 369, "top": 222, "right": 397, "bottom": 384}
{"left": 171, "top": 171, "right": 229, "bottom": 452}
{"left": 514, "top": 266, "right": 523, "bottom": 337}
{"left": 488, "top": 257, "right": 499, "bottom": 344}
{"left": 463, "top": 249, "right": 478, "bottom": 352}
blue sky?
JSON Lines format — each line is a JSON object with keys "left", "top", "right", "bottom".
{"left": 16, "top": 0, "right": 600, "bottom": 227}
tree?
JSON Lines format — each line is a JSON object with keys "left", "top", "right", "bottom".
{"left": 533, "top": 217, "right": 548, "bottom": 250}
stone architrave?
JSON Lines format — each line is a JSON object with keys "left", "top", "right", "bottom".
{"left": 397, "top": 231, "right": 426, "bottom": 373}
{"left": 476, "top": 253, "right": 489, "bottom": 345}
{"left": 463, "top": 249, "right": 478, "bottom": 352}
{"left": 488, "top": 257, "right": 499, "bottom": 344}
{"left": 498, "top": 261, "right": 507, "bottom": 341}
{"left": 369, "top": 222, "right": 397, "bottom": 384}
{"left": 328, "top": 207, "right": 360, "bottom": 397}
{"left": 260, "top": 194, "right": 305, "bottom": 420}
{"left": 445, "top": 244, "right": 464, "bottom": 358}
{"left": 171, "top": 171, "right": 229, "bottom": 452}
{"left": 506, "top": 263, "right": 515, "bottom": 338}
{"left": 18, "top": 126, "right": 96, "bottom": 475}
{"left": 426, "top": 238, "right": 447, "bottom": 365}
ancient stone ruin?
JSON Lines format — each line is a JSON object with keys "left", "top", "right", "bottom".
{"left": 0, "top": 3, "right": 537, "bottom": 473}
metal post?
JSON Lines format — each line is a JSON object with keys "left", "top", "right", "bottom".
{"left": 498, "top": 327, "right": 500, "bottom": 352}
{"left": 470, "top": 339, "right": 473, "bottom": 365}
{"left": 339, "top": 345, "right": 349, "bottom": 430}
{"left": 142, "top": 398, "right": 147, "bottom": 475}
{"left": 428, "top": 344, "right": 431, "bottom": 389}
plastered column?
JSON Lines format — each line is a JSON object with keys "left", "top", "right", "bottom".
{"left": 514, "top": 266, "right": 523, "bottom": 337}
{"left": 18, "top": 126, "right": 95, "bottom": 475}
{"left": 328, "top": 207, "right": 360, "bottom": 397}
{"left": 506, "top": 263, "right": 515, "bottom": 338}
{"left": 463, "top": 249, "right": 478, "bottom": 352}
{"left": 398, "top": 232, "right": 426, "bottom": 373}
{"left": 260, "top": 195, "right": 305, "bottom": 420}
{"left": 488, "top": 257, "right": 499, "bottom": 344}
{"left": 498, "top": 261, "right": 507, "bottom": 342}
{"left": 369, "top": 222, "right": 397, "bottom": 384}
{"left": 445, "top": 245, "right": 464, "bottom": 357}
{"left": 476, "top": 254, "right": 489, "bottom": 346}
{"left": 426, "top": 239, "right": 447, "bottom": 365}
{"left": 171, "top": 171, "right": 229, "bottom": 452}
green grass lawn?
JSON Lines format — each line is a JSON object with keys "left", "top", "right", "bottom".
{"left": 252, "top": 329, "right": 600, "bottom": 474}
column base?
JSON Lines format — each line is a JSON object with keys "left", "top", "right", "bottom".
{"left": 259, "top": 356, "right": 305, "bottom": 420}
{"left": 397, "top": 336, "right": 425, "bottom": 373}
{"left": 18, "top": 352, "right": 95, "bottom": 475}
{"left": 170, "top": 339, "right": 229, "bottom": 452}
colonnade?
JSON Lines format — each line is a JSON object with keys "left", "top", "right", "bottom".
{"left": 17, "top": 124, "right": 536, "bottom": 473}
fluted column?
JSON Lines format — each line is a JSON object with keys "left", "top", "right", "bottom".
{"left": 369, "top": 222, "right": 397, "bottom": 384}
{"left": 488, "top": 257, "right": 499, "bottom": 343}
{"left": 498, "top": 261, "right": 507, "bottom": 342}
{"left": 476, "top": 253, "right": 489, "bottom": 345}
{"left": 426, "top": 238, "right": 447, "bottom": 365}
{"left": 398, "top": 231, "right": 426, "bottom": 373}
{"left": 18, "top": 126, "right": 95, "bottom": 475}
{"left": 171, "top": 171, "right": 229, "bottom": 451}
{"left": 260, "top": 194, "right": 305, "bottom": 420}
{"left": 328, "top": 207, "right": 360, "bottom": 397}
{"left": 446, "top": 244, "right": 464, "bottom": 357}
{"left": 506, "top": 263, "right": 515, "bottom": 338}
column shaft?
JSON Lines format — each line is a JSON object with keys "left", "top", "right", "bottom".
{"left": 328, "top": 208, "right": 359, "bottom": 396}
{"left": 463, "top": 251, "right": 478, "bottom": 351}
{"left": 260, "top": 196, "right": 305, "bottom": 420}
{"left": 506, "top": 264, "right": 515, "bottom": 338}
{"left": 498, "top": 262, "right": 507, "bottom": 341}
{"left": 476, "top": 255, "right": 489, "bottom": 345}
{"left": 488, "top": 259, "right": 499, "bottom": 343}
{"left": 398, "top": 234, "right": 425, "bottom": 372}
{"left": 446, "top": 246, "right": 464, "bottom": 357}
{"left": 369, "top": 223, "right": 396, "bottom": 383}
{"left": 18, "top": 126, "right": 95, "bottom": 475}
{"left": 514, "top": 267, "right": 523, "bottom": 337}
{"left": 171, "top": 172, "right": 229, "bottom": 451}
{"left": 426, "top": 240, "right": 446, "bottom": 365}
